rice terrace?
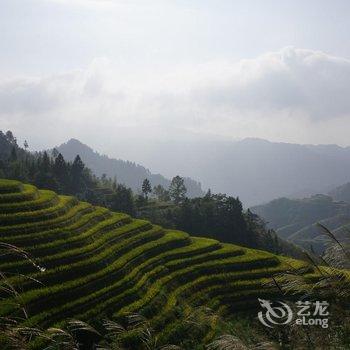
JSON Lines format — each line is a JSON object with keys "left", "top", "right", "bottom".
{"left": 0, "top": 178, "right": 348, "bottom": 349}
{"left": 1, "top": 0, "right": 350, "bottom": 348}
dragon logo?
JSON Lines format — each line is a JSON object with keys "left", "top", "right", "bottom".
{"left": 258, "top": 298, "right": 293, "bottom": 328}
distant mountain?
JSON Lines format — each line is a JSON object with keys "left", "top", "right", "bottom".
{"left": 55, "top": 139, "right": 204, "bottom": 197}
{"left": 119, "top": 137, "right": 350, "bottom": 206}
{"left": 328, "top": 182, "right": 350, "bottom": 203}
{"left": 251, "top": 194, "right": 350, "bottom": 253}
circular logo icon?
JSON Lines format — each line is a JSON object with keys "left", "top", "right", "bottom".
{"left": 258, "top": 298, "right": 293, "bottom": 328}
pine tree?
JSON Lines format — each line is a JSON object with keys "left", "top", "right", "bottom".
{"left": 70, "top": 155, "right": 86, "bottom": 194}
{"left": 142, "top": 178, "right": 152, "bottom": 200}
{"left": 35, "top": 152, "right": 57, "bottom": 190}
{"left": 205, "top": 188, "right": 212, "bottom": 199}
{"left": 51, "top": 148, "right": 58, "bottom": 159}
{"left": 53, "top": 153, "right": 69, "bottom": 192}
{"left": 41, "top": 151, "right": 51, "bottom": 172}
{"left": 153, "top": 184, "right": 170, "bottom": 202}
{"left": 169, "top": 175, "right": 187, "bottom": 204}
{"left": 9, "top": 147, "right": 17, "bottom": 162}
{"left": 5, "top": 131, "right": 16, "bottom": 145}
{"left": 112, "top": 176, "right": 117, "bottom": 191}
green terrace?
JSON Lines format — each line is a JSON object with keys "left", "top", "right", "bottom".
{"left": 0, "top": 179, "right": 330, "bottom": 346}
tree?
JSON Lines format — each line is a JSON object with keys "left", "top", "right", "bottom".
{"left": 41, "top": 151, "right": 51, "bottom": 172}
{"left": 24, "top": 140, "right": 29, "bottom": 150}
{"left": 0, "top": 130, "right": 117, "bottom": 209}
{"left": 141, "top": 178, "right": 152, "bottom": 200}
{"left": 34, "top": 152, "right": 58, "bottom": 191}
{"left": 169, "top": 175, "right": 187, "bottom": 204}
{"left": 108, "top": 184, "right": 135, "bottom": 215}
{"left": 153, "top": 184, "right": 171, "bottom": 202}
{"left": 135, "top": 194, "right": 147, "bottom": 208}
{"left": 5, "top": 130, "right": 16, "bottom": 145}
{"left": 205, "top": 188, "right": 212, "bottom": 199}
{"left": 51, "top": 148, "right": 58, "bottom": 159}
{"left": 112, "top": 176, "right": 117, "bottom": 191}
{"left": 53, "top": 153, "right": 69, "bottom": 192}
{"left": 70, "top": 155, "right": 86, "bottom": 194}
{"left": 9, "top": 147, "right": 17, "bottom": 162}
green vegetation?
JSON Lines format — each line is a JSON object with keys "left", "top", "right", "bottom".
{"left": 0, "top": 130, "right": 302, "bottom": 258}
{"left": 55, "top": 138, "right": 204, "bottom": 198}
{"left": 0, "top": 179, "right": 320, "bottom": 349}
{"left": 0, "top": 131, "right": 348, "bottom": 348}
{"left": 251, "top": 194, "right": 350, "bottom": 253}
{"left": 138, "top": 194, "right": 303, "bottom": 259}
{"left": 141, "top": 178, "right": 152, "bottom": 200}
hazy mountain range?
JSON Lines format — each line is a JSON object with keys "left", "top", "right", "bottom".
{"left": 114, "top": 137, "right": 350, "bottom": 206}
{"left": 251, "top": 182, "right": 350, "bottom": 253}
{"left": 55, "top": 139, "right": 204, "bottom": 197}
{"left": 53, "top": 137, "right": 350, "bottom": 207}
{"left": 329, "top": 182, "right": 350, "bottom": 203}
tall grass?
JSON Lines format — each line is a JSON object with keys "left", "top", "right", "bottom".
{"left": 205, "top": 224, "right": 350, "bottom": 350}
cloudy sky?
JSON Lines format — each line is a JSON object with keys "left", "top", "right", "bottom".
{"left": 1, "top": 0, "right": 350, "bottom": 155}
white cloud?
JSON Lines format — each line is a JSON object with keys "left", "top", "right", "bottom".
{"left": 1, "top": 47, "right": 350, "bottom": 148}
{"left": 44, "top": 0, "right": 117, "bottom": 8}
{"left": 186, "top": 47, "right": 350, "bottom": 121}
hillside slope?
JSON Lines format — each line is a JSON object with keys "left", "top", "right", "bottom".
{"left": 0, "top": 179, "right": 314, "bottom": 346}
{"left": 329, "top": 182, "right": 350, "bottom": 203}
{"left": 251, "top": 194, "right": 350, "bottom": 253}
{"left": 55, "top": 139, "right": 204, "bottom": 198}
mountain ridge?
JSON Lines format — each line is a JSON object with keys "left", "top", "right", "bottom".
{"left": 55, "top": 138, "right": 204, "bottom": 198}
{"left": 251, "top": 191, "right": 350, "bottom": 253}
{"left": 114, "top": 137, "right": 350, "bottom": 206}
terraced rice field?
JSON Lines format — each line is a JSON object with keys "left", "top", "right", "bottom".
{"left": 0, "top": 179, "right": 313, "bottom": 344}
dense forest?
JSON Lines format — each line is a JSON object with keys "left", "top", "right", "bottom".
{"left": 0, "top": 130, "right": 301, "bottom": 257}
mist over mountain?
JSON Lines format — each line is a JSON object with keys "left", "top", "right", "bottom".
{"left": 250, "top": 193, "right": 350, "bottom": 253}
{"left": 328, "top": 182, "right": 350, "bottom": 203}
{"left": 55, "top": 139, "right": 204, "bottom": 198}
{"left": 251, "top": 178, "right": 350, "bottom": 253}
{"left": 113, "top": 137, "right": 350, "bottom": 207}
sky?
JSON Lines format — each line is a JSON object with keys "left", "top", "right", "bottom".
{"left": 1, "top": 0, "right": 350, "bottom": 155}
